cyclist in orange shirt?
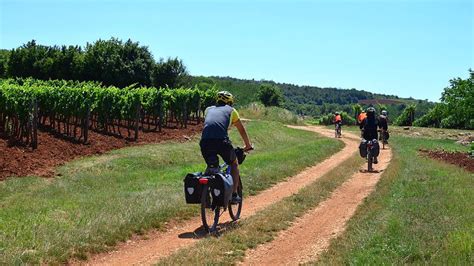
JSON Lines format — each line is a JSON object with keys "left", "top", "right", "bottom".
{"left": 358, "top": 110, "right": 367, "bottom": 124}
{"left": 333, "top": 112, "right": 342, "bottom": 138}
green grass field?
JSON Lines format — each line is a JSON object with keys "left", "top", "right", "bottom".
{"left": 317, "top": 135, "right": 473, "bottom": 264}
{"left": 0, "top": 121, "right": 342, "bottom": 264}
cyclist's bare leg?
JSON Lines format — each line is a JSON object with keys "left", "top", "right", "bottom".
{"left": 230, "top": 159, "right": 240, "bottom": 193}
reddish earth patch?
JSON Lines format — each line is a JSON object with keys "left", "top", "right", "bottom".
{"left": 0, "top": 124, "right": 201, "bottom": 180}
{"left": 358, "top": 99, "right": 403, "bottom": 105}
{"left": 419, "top": 149, "right": 474, "bottom": 172}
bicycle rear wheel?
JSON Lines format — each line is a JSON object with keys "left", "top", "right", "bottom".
{"left": 367, "top": 151, "right": 373, "bottom": 172}
{"left": 382, "top": 132, "right": 386, "bottom": 149}
{"left": 201, "top": 185, "right": 220, "bottom": 232}
{"left": 229, "top": 179, "right": 243, "bottom": 221}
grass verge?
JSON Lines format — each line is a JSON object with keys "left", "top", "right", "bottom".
{"left": 317, "top": 136, "right": 473, "bottom": 264}
{"left": 157, "top": 152, "right": 362, "bottom": 265}
{"left": 0, "top": 121, "right": 342, "bottom": 264}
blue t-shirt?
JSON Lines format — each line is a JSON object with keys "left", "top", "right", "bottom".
{"left": 201, "top": 105, "right": 240, "bottom": 140}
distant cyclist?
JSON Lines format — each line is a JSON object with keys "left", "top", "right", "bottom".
{"left": 379, "top": 110, "right": 389, "bottom": 144}
{"left": 359, "top": 107, "right": 380, "bottom": 164}
{"left": 333, "top": 111, "right": 342, "bottom": 137}
{"left": 358, "top": 110, "right": 367, "bottom": 125}
{"left": 200, "top": 91, "right": 253, "bottom": 204}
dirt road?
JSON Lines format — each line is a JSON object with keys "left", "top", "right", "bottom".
{"left": 81, "top": 126, "right": 359, "bottom": 265}
{"left": 243, "top": 127, "right": 392, "bottom": 265}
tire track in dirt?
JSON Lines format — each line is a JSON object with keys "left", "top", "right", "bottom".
{"left": 80, "top": 126, "right": 358, "bottom": 266}
{"left": 242, "top": 128, "right": 392, "bottom": 265}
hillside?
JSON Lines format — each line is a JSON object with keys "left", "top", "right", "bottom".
{"left": 190, "top": 76, "right": 434, "bottom": 119}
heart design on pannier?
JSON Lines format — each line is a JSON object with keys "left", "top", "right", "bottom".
{"left": 213, "top": 189, "right": 221, "bottom": 197}
{"left": 187, "top": 187, "right": 194, "bottom": 195}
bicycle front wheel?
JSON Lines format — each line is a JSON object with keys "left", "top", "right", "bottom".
{"left": 201, "top": 185, "right": 220, "bottom": 232}
{"left": 229, "top": 179, "right": 243, "bottom": 221}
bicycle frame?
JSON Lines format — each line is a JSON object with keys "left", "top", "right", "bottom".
{"left": 199, "top": 162, "right": 242, "bottom": 232}
{"left": 196, "top": 147, "right": 248, "bottom": 232}
{"left": 335, "top": 123, "right": 342, "bottom": 138}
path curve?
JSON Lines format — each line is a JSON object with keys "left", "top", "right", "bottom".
{"left": 79, "top": 126, "right": 358, "bottom": 265}
{"left": 242, "top": 126, "right": 392, "bottom": 265}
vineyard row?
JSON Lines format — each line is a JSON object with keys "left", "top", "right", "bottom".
{"left": 0, "top": 79, "right": 217, "bottom": 148}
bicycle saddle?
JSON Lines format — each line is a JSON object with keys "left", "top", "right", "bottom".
{"left": 204, "top": 166, "right": 220, "bottom": 175}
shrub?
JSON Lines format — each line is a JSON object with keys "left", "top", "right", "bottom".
{"left": 257, "top": 84, "right": 284, "bottom": 107}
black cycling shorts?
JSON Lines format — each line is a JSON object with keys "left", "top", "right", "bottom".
{"left": 200, "top": 138, "right": 237, "bottom": 167}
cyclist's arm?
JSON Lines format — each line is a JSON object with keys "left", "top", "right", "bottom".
{"left": 234, "top": 120, "right": 252, "bottom": 150}
{"left": 230, "top": 108, "right": 252, "bottom": 150}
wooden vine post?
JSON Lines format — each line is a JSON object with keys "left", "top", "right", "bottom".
{"left": 83, "top": 104, "right": 90, "bottom": 144}
{"left": 134, "top": 103, "right": 140, "bottom": 141}
{"left": 183, "top": 103, "right": 188, "bottom": 128}
{"left": 158, "top": 100, "right": 163, "bottom": 132}
{"left": 30, "top": 99, "right": 38, "bottom": 149}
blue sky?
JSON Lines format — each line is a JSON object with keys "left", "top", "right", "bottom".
{"left": 1, "top": 0, "right": 472, "bottom": 101}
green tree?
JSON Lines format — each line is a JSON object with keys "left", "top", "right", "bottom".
{"left": 153, "top": 57, "right": 189, "bottom": 88}
{"left": 53, "top": 45, "right": 84, "bottom": 81}
{"left": 257, "top": 84, "right": 284, "bottom": 107}
{"left": 7, "top": 40, "right": 44, "bottom": 78}
{"left": 0, "top": 49, "right": 9, "bottom": 78}
{"left": 83, "top": 38, "right": 155, "bottom": 87}
{"left": 440, "top": 69, "right": 474, "bottom": 129}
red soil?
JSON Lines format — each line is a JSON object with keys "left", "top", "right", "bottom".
{"left": 0, "top": 124, "right": 201, "bottom": 180}
{"left": 358, "top": 99, "right": 403, "bottom": 105}
{"left": 419, "top": 149, "right": 474, "bottom": 172}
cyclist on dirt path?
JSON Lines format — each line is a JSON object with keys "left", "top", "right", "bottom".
{"left": 333, "top": 111, "right": 342, "bottom": 135}
{"left": 200, "top": 91, "right": 253, "bottom": 204}
{"left": 359, "top": 107, "right": 380, "bottom": 164}
{"left": 358, "top": 110, "right": 367, "bottom": 125}
{"left": 333, "top": 112, "right": 342, "bottom": 124}
{"left": 378, "top": 110, "right": 389, "bottom": 143}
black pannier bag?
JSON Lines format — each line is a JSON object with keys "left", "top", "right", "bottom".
{"left": 209, "top": 173, "right": 234, "bottom": 208}
{"left": 184, "top": 172, "right": 203, "bottom": 204}
{"left": 359, "top": 140, "right": 368, "bottom": 158}
{"left": 371, "top": 139, "right": 380, "bottom": 157}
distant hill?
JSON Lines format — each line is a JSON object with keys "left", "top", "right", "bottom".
{"left": 190, "top": 76, "right": 434, "bottom": 119}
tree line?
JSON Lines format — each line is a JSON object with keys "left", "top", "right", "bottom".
{"left": 0, "top": 38, "right": 189, "bottom": 89}
{"left": 191, "top": 76, "right": 435, "bottom": 121}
